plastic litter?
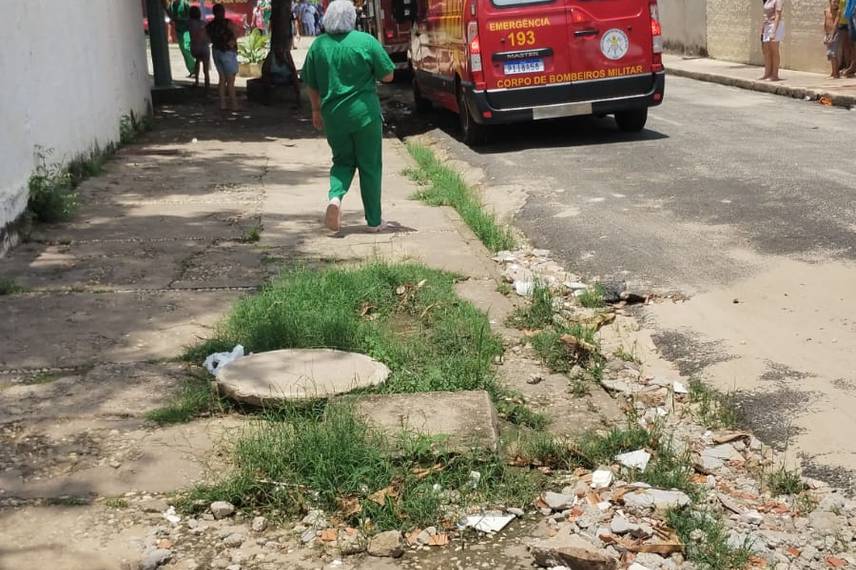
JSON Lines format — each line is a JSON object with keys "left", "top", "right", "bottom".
{"left": 615, "top": 449, "right": 652, "bottom": 471}
{"left": 163, "top": 506, "right": 181, "bottom": 525}
{"left": 203, "top": 344, "right": 245, "bottom": 376}
{"left": 514, "top": 280, "right": 534, "bottom": 296}
{"left": 459, "top": 512, "right": 516, "bottom": 533}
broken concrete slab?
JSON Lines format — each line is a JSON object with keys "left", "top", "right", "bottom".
{"left": 622, "top": 488, "right": 691, "bottom": 512}
{"left": 216, "top": 349, "right": 390, "bottom": 404}
{"left": 353, "top": 390, "right": 500, "bottom": 453}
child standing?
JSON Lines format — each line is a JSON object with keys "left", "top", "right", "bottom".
{"left": 826, "top": 0, "right": 842, "bottom": 78}
{"left": 188, "top": 6, "right": 211, "bottom": 92}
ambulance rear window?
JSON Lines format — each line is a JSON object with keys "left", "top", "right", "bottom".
{"left": 492, "top": 0, "right": 554, "bottom": 6}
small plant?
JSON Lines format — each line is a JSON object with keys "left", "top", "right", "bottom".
{"left": 794, "top": 491, "right": 818, "bottom": 515}
{"left": 240, "top": 225, "right": 262, "bottom": 243}
{"left": 239, "top": 29, "right": 270, "bottom": 64}
{"left": 766, "top": 465, "right": 804, "bottom": 496}
{"left": 507, "top": 283, "right": 554, "bottom": 329}
{"left": 28, "top": 150, "right": 78, "bottom": 223}
{"left": 146, "top": 371, "right": 226, "bottom": 425}
{"left": 667, "top": 507, "right": 753, "bottom": 570}
{"left": 577, "top": 284, "right": 606, "bottom": 308}
{"left": 120, "top": 110, "right": 150, "bottom": 144}
{"left": 67, "top": 147, "right": 106, "bottom": 186}
{"left": 509, "top": 431, "right": 573, "bottom": 469}
{"left": 572, "top": 423, "right": 655, "bottom": 468}
{"left": 0, "top": 279, "right": 26, "bottom": 296}
{"left": 688, "top": 378, "right": 739, "bottom": 429}
{"left": 24, "top": 371, "right": 61, "bottom": 385}
{"left": 497, "top": 400, "right": 549, "bottom": 430}
{"left": 104, "top": 497, "right": 129, "bottom": 509}
{"left": 569, "top": 369, "right": 591, "bottom": 397}
{"left": 496, "top": 282, "right": 512, "bottom": 296}
{"left": 531, "top": 324, "right": 599, "bottom": 373}
{"left": 613, "top": 344, "right": 641, "bottom": 365}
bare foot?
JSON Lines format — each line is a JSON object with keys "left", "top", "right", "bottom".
{"left": 767, "top": 76, "right": 782, "bottom": 82}
{"left": 758, "top": 75, "right": 771, "bottom": 81}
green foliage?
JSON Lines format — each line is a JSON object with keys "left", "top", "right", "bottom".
{"left": 146, "top": 371, "right": 226, "bottom": 425}
{"left": 531, "top": 324, "right": 598, "bottom": 373}
{"left": 507, "top": 283, "right": 554, "bottom": 330}
{"left": 104, "top": 497, "right": 129, "bottom": 509}
{"left": 577, "top": 284, "right": 606, "bottom": 308}
{"left": 239, "top": 29, "right": 270, "bottom": 64}
{"left": 28, "top": 150, "right": 78, "bottom": 223}
{"left": 572, "top": 423, "right": 655, "bottom": 468}
{"left": 766, "top": 466, "right": 804, "bottom": 496}
{"left": 667, "top": 508, "right": 753, "bottom": 570}
{"left": 688, "top": 378, "right": 739, "bottom": 429}
{"left": 405, "top": 143, "right": 515, "bottom": 252}
{"left": 240, "top": 224, "right": 262, "bottom": 243}
{"left": 496, "top": 400, "right": 549, "bottom": 430}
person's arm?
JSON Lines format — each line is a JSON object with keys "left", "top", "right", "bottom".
{"left": 309, "top": 88, "right": 323, "bottom": 130}
{"left": 303, "top": 50, "right": 321, "bottom": 128}
{"left": 370, "top": 38, "right": 397, "bottom": 83}
{"left": 772, "top": 0, "right": 783, "bottom": 36}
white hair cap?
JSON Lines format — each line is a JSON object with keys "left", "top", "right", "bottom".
{"left": 322, "top": 0, "right": 357, "bottom": 34}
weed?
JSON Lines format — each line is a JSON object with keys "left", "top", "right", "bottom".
{"left": 0, "top": 279, "right": 26, "bottom": 296}
{"left": 667, "top": 507, "right": 752, "bottom": 570}
{"left": 405, "top": 143, "right": 515, "bottom": 252}
{"left": 495, "top": 282, "right": 512, "bottom": 296}
{"left": 240, "top": 225, "right": 262, "bottom": 243}
{"left": 569, "top": 369, "right": 591, "bottom": 397}
{"left": 183, "top": 404, "right": 538, "bottom": 529}
{"left": 104, "top": 497, "right": 129, "bottom": 509}
{"left": 506, "top": 283, "right": 554, "bottom": 330}
{"left": 46, "top": 496, "right": 90, "bottom": 506}
{"left": 24, "top": 371, "right": 62, "bottom": 385}
{"left": 67, "top": 148, "right": 106, "bottom": 186}
{"left": 120, "top": 110, "right": 150, "bottom": 144}
{"left": 146, "top": 371, "right": 225, "bottom": 425}
{"left": 766, "top": 465, "right": 804, "bottom": 496}
{"left": 794, "top": 491, "right": 818, "bottom": 514}
{"left": 531, "top": 324, "right": 599, "bottom": 373}
{"left": 509, "top": 431, "right": 573, "bottom": 470}
{"left": 185, "top": 263, "right": 503, "bottom": 396}
{"left": 613, "top": 345, "right": 641, "bottom": 365}
{"left": 497, "top": 400, "right": 549, "bottom": 430}
{"left": 572, "top": 423, "right": 655, "bottom": 468}
{"left": 28, "top": 150, "right": 78, "bottom": 223}
{"left": 577, "top": 284, "right": 605, "bottom": 308}
{"left": 638, "top": 441, "right": 699, "bottom": 497}
{"left": 688, "top": 378, "right": 739, "bottom": 429}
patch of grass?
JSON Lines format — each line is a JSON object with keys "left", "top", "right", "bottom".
{"left": 0, "top": 279, "right": 26, "bottom": 296}
{"left": 24, "top": 371, "right": 62, "bottom": 385}
{"left": 572, "top": 423, "right": 655, "bottom": 468}
{"left": 576, "top": 284, "right": 606, "bottom": 308}
{"left": 185, "top": 262, "right": 503, "bottom": 396}
{"left": 240, "top": 224, "right": 262, "bottom": 243}
{"left": 120, "top": 110, "right": 151, "bottom": 144}
{"left": 794, "top": 491, "right": 818, "bottom": 514}
{"left": 506, "top": 283, "right": 554, "bottom": 330}
{"left": 67, "top": 147, "right": 108, "bottom": 186}
{"left": 766, "top": 465, "right": 804, "bottom": 496}
{"left": 45, "top": 496, "right": 91, "bottom": 506}
{"left": 104, "top": 497, "right": 129, "bottom": 509}
{"left": 688, "top": 378, "right": 739, "bottom": 429}
{"left": 182, "top": 403, "right": 538, "bottom": 529}
{"left": 667, "top": 508, "right": 753, "bottom": 570}
{"left": 495, "top": 282, "right": 512, "bottom": 296}
{"left": 405, "top": 143, "right": 515, "bottom": 252}
{"left": 146, "top": 371, "right": 226, "bottom": 425}
{"left": 28, "top": 151, "right": 79, "bottom": 223}
{"left": 638, "top": 442, "right": 698, "bottom": 497}
{"left": 569, "top": 369, "right": 591, "bottom": 397}
{"left": 531, "top": 324, "right": 599, "bottom": 374}
{"left": 509, "top": 431, "right": 573, "bottom": 470}
{"left": 497, "top": 400, "right": 549, "bottom": 430}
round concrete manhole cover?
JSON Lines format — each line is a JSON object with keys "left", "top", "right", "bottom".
{"left": 216, "top": 348, "right": 390, "bottom": 405}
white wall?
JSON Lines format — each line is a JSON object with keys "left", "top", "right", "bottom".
{"left": 659, "top": 0, "right": 708, "bottom": 55}
{"left": 0, "top": 1, "right": 151, "bottom": 251}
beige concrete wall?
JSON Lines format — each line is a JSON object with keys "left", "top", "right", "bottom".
{"left": 0, "top": 1, "right": 151, "bottom": 254}
{"left": 660, "top": 0, "right": 708, "bottom": 55}
{"left": 704, "top": 0, "right": 827, "bottom": 73}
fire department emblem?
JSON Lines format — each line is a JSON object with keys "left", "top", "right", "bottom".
{"left": 600, "top": 29, "right": 629, "bottom": 60}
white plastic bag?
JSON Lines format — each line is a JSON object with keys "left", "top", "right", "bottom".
{"left": 203, "top": 344, "right": 245, "bottom": 376}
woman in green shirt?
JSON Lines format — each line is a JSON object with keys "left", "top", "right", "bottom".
{"left": 164, "top": 0, "right": 196, "bottom": 74}
{"left": 303, "top": 0, "right": 396, "bottom": 232}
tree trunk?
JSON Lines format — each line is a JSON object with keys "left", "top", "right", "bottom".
{"left": 269, "top": 0, "right": 294, "bottom": 54}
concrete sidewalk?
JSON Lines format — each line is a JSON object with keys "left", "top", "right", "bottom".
{"left": 665, "top": 53, "right": 856, "bottom": 108}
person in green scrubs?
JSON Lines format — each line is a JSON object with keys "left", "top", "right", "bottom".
{"left": 302, "top": 0, "right": 395, "bottom": 232}
{"left": 164, "top": 0, "right": 196, "bottom": 74}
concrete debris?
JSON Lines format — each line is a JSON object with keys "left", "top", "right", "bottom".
{"left": 367, "top": 530, "right": 403, "bottom": 558}
{"left": 251, "top": 516, "right": 268, "bottom": 533}
{"left": 672, "top": 381, "right": 689, "bottom": 394}
{"left": 209, "top": 501, "right": 236, "bottom": 519}
{"left": 530, "top": 545, "right": 618, "bottom": 570}
{"left": 459, "top": 512, "right": 516, "bottom": 533}
{"left": 515, "top": 280, "right": 535, "bottom": 296}
{"left": 615, "top": 450, "right": 651, "bottom": 471}
{"left": 622, "top": 489, "right": 691, "bottom": 511}
{"left": 591, "top": 469, "right": 614, "bottom": 489}
{"left": 542, "top": 491, "right": 576, "bottom": 511}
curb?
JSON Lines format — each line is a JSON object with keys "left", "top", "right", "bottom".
{"left": 665, "top": 66, "right": 856, "bottom": 109}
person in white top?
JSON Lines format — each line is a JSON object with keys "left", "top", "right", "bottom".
{"left": 761, "top": 0, "right": 785, "bottom": 81}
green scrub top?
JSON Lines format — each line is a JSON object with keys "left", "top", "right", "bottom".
{"left": 302, "top": 31, "right": 395, "bottom": 135}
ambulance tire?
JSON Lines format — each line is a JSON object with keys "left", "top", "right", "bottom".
{"left": 413, "top": 78, "right": 432, "bottom": 114}
{"left": 614, "top": 108, "right": 648, "bottom": 132}
{"left": 457, "top": 88, "right": 488, "bottom": 146}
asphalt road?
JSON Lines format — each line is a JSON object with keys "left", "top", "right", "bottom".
{"left": 385, "top": 76, "right": 856, "bottom": 488}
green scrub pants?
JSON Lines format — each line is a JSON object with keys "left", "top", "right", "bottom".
{"left": 326, "top": 118, "right": 383, "bottom": 227}
{"left": 177, "top": 30, "right": 195, "bottom": 74}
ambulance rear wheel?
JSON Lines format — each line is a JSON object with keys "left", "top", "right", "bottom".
{"left": 457, "top": 89, "right": 488, "bottom": 146}
{"left": 413, "top": 77, "right": 432, "bottom": 114}
{"left": 614, "top": 108, "right": 648, "bottom": 132}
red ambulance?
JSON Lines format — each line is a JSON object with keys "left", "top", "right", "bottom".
{"left": 363, "top": 0, "right": 413, "bottom": 70}
{"left": 406, "top": 0, "right": 665, "bottom": 144}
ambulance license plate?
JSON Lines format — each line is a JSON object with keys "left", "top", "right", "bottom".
{"left": 503, "top": 58, "right": 544, "bottom": 75}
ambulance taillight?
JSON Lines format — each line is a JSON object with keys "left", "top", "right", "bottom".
{"left": 650, "top": 0, "right": 663, "bottom": 72}
{"left": 467, "top": 21, "right": 486, "bottom": 90}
